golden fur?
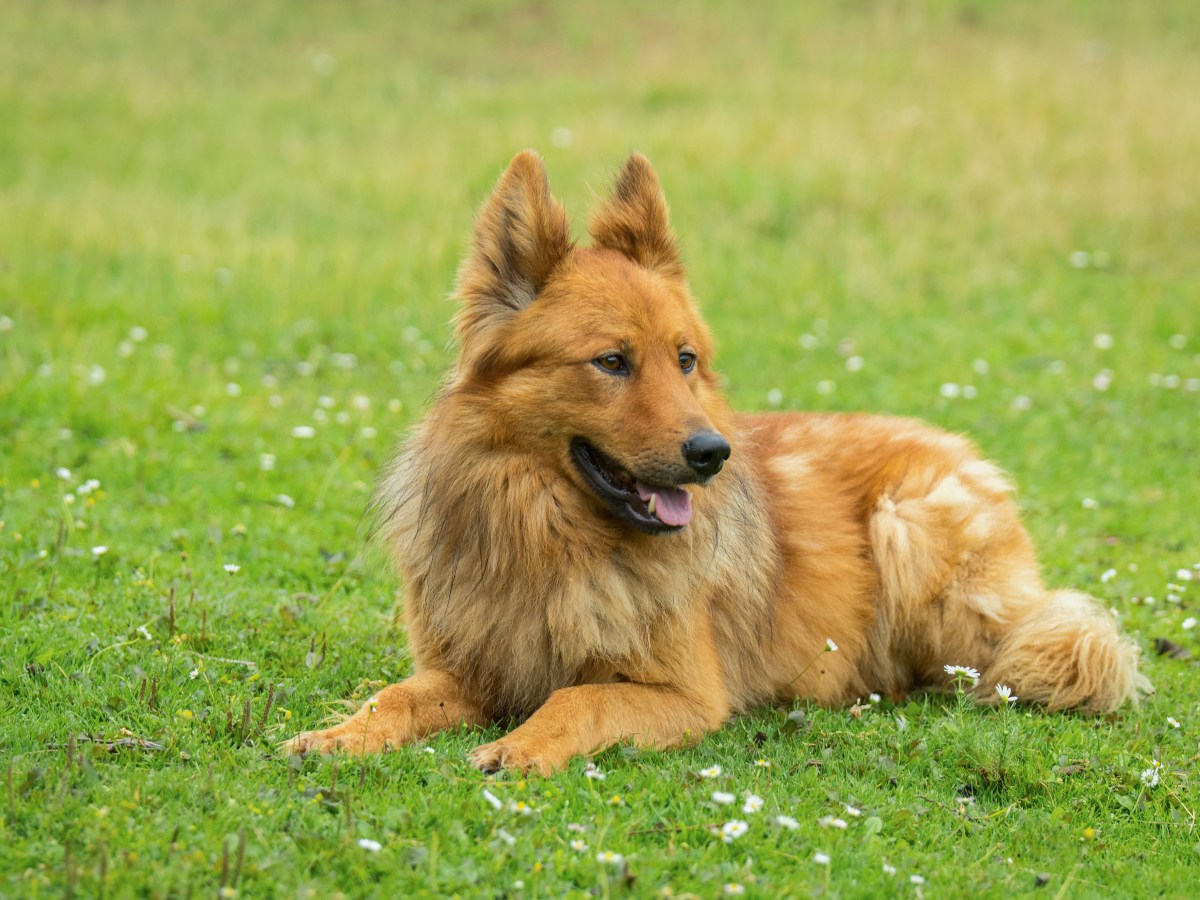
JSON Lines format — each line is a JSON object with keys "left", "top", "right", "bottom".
{"left": 285, "top": 151, "right": 1149, "bottom": 773}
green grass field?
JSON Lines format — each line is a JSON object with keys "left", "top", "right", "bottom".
{"left": 3, "top": 1, "right": 1199, "bottom": 896}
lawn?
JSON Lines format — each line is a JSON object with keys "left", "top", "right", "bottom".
{"left": 2, "top": 0, "right": 1198, "bottom": 896}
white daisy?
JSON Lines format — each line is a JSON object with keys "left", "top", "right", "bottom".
{"left": 943, "top": 664, "right": 980, "bottom": 685}
{"left": 720, "top": 820, "right": 749, "bottom": 843}
{"left": 1141, "top": 761, "right": 1161, "bottom": 788}
{"left": 995, "top": 684, "right": 1018, "bottom": 704}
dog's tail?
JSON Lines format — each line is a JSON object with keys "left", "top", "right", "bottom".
{"left": 983, "top": 589, "right": 1151, "bottom": 713}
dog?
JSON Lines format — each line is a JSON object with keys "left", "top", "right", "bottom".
{"left": 285, "top": 151, "right": 1149, "bottom": 773}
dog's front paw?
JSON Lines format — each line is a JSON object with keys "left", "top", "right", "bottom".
{"left": 470, "top": 738, "right": 556, "bottom": 776}
{"left": 281, "top": 725, "right": 392, "bottom": 757}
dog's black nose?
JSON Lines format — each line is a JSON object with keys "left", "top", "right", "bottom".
{"left": 682, "top": 431, "right": 731, "bottom": 478}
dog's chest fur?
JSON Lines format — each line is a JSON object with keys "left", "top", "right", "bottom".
{"left": 373, "top": 414, "right": 779, "bottom": 717}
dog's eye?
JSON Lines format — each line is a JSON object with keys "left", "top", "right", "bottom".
{"left": 594, "top": 354, "right": 628, "bottom": 374}
{"left": 679, "top": 352, "right": 697, "bottom": 373}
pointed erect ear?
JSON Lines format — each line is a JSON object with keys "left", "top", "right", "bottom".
{"left": 589, "top": 153, "right": 682, "bottom": 278}
{"left": 455, "top": 150, "right": 573, "bottom": 334}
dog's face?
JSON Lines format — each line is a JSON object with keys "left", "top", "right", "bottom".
{"left": 449, "top": 151, "right": 731, "bottom": 534}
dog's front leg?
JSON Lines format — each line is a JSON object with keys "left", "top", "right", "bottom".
{"left": 469, "top": 682, "right": 727, "bottom": 775}
{"left": 284, "top": 668, "right": 486, "bottom": 756}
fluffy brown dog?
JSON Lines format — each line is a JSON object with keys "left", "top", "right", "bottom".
{"left": 286, "top": 151, "right": 1148, "bottom": 773}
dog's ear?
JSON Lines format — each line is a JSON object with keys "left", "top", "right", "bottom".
{"left": 456, "top": 150, "right": 572, "bottom": 337}
{"left": 589, "top": 153, "right": 682, "bottom": 279}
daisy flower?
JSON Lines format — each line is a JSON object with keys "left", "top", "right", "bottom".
{"left": 596, "top": 850, "right": 624, "bottom": 866}
{"left": 813, "top": 851, "right": 831, "bottom": 865}
{"left": 825, "top": 638, "right": 839, "bottom": 652}
{"left": 711, "top": 791, "right": 735, "bottom": 805}
{"left": 720, "top": 820, "right": 749, "bottom": 843}
{"left": 224, "top": 563, "right": 240, "bottom": 574}
{"left": 995, "top": 684, "right": 1018, "bottom": 704}
{"left": 774, "top": 815, "right": 799, "bottom": 830}
{"left": 698, "top": 765, "right": 722, "bottom": 778}
{"left": 570, "top": 839, "right": 588, "bottom": 852}
{"left": 357, "top": 838, "right": 382, "bottom": 852}
{"left": 742, "top": 794, "right": 764, "bottom": 814}
{"left": 943, "top": 664, "right": 980, "bottom": 685}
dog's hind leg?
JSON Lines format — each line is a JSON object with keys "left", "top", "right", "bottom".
{"left": 282, "top": 668, "right": 487, "bottom": 756}
{"left": 865, "top": 455, "right": 1147, "bottom": 710}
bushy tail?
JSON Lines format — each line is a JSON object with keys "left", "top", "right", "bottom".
{"left": 984, "top": 590, "right": 1151, "bottom": 713}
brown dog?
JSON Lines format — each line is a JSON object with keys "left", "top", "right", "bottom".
{"left": 285, "top": 151, "right": 1148, "bottom": 773}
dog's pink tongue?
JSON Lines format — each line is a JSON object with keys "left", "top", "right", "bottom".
{"left": 636, "top": 482, "right": 693, "bottom": 527}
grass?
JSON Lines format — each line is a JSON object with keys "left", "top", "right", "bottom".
{"left": 2, "top": 0, "right": 1199, "bottom": 895}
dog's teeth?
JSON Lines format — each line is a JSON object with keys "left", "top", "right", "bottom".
{"left": 647, "top": 494, "right": 657, "bottom": 515}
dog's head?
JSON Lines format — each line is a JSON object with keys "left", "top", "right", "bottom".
{"left": 448, "top": 151, "right": 730, "bottom": 534}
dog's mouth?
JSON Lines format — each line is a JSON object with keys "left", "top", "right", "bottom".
{"left": 570, "top": 439, "right": 692, "bottom": 534}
